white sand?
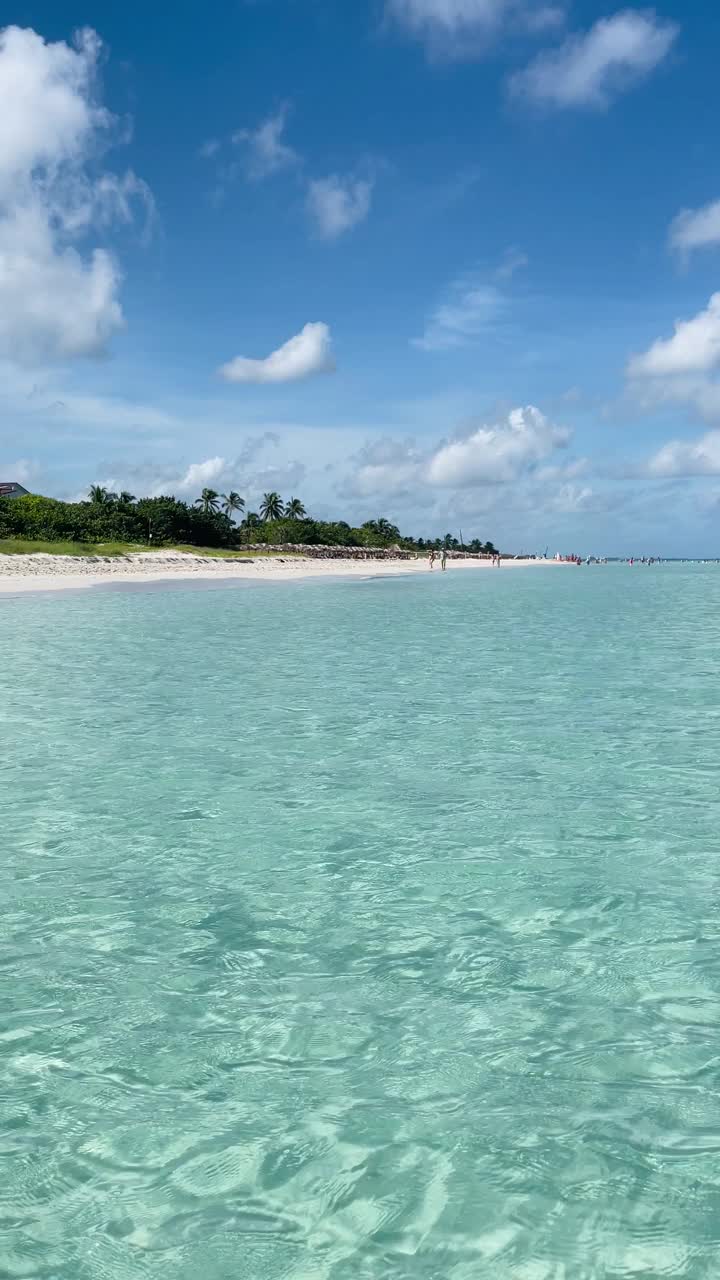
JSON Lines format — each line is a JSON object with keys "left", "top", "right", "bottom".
{"left": 0, "top": 551, "right": 571, "bottom": 595}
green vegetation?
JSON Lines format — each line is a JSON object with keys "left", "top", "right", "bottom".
{"left": 0, "top": 487, "right": 499, "bottom": 556}
{"left": 0, "top": 539, "right": 303, "bottom": 559}
{"left": 0, "top": 539, "right": 145, "bottom": 557}
{"left": 0, "top": 493, "right": 237, "bottom": 549}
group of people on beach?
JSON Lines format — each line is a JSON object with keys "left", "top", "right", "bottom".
{"left": 428, "top": 550, "right": 501, "bottom": 570}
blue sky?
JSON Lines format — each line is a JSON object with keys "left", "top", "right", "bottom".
{"left": 2, "top": 0, "right": 720, "bottom": 553}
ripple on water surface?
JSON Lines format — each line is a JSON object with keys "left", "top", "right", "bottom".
{"left": 3, "top": 565, "right": 720, "bottom": 1278}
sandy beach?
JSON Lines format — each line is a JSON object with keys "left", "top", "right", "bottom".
{"left": 0, "top": 551, "right": 572, "bottom": 595}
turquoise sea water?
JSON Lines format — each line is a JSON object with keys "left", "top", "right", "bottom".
{"left": 3, "top": 565, "right": 720, "bottom": 1278}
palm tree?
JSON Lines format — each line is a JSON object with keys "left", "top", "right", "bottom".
{"left": 285, "top": 497, "right": 306, "bottom": 520}
{"left": 118, "top": 491, "right": 136, "bottom": 505}
{"left": 260, "top": 491, "right": 284, "bottom": 521}
{"left": 195, "top": 488, "right": 220, "bottom": 514}
{"left": 362, "top": 517, "right": 400, "bottom": 545}
{"left": 221, "top": 491, "right": 245, "bottom": 521}
{"left": 243, "top": 511, "right": 261, "bottom": 532}
{"left": 88, "top": 485, "right": 117, "bottom": 505}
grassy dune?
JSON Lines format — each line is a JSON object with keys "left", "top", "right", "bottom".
{"left": 0, "top": 540, "right": 298, "bottom": 559}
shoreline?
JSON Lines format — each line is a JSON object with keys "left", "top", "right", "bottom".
{"left": 0, "top": 551, "right": 572, "bottom": 596}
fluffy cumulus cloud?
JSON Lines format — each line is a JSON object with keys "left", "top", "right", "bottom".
{"left": 426, "top": 406, "right": 569, "bottom": 485}
{"left": 387, "top": 0, "right": 565, "bottom": 57}
{"left": 648, "top": 431, "right": 720, "bottom": 478}
{"left": 628, "top": 294, "right": 720, "bottom": 378}
{"left": 0, "top": 206, "right": 123, "bottom": 364}
{"left": 176, "top": 456, "right": 227, "bottom": 493}
{"left": 509, "top": 10, "right": 678, "bottom": 109}
{"left": 343, "top": 405, "right": 571, "bottom": 499}
{"left": 670, "top": 199, "right": 720, "bottom": 254}
{"left": 0, "top": 25, "right": 151, "bottom": 366}
{"left": 306, "top": 175, "right": 373, "bottom": 239}
{"left": 218, "top": 321, "right": 335, "bottom": 385}
{"left": 231, "top": 106, "right": 299, "bottom": 180}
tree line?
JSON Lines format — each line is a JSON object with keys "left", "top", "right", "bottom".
{"left": 0, "top": 485, "right": 498, "bottom": 555}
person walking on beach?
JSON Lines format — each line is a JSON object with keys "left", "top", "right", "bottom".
{"left": 429, "top": 549, "right": 436, "bottom": 569}
{"left": 441, "top": 548, "right": 447, "bottom": 571}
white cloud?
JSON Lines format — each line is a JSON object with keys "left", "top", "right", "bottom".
{"left": 0, "top": 25, "right": 104, "bottom": 186}
{"left": 626, "top": 369, "right": 720, "bottom": 430}
{"left": 628, "top": 294, "right": 720, "bottom": 378}
{"left": 670, "top": 199, "right": 720, "bottom": 254}
{"left": 232, "top": 107, "right": 298, "bottom": 180}
{"left": 0, "top": 25, "right": 150, "bottom": 367}
{"left": 176, "top": 456, "right": 227, "bottom": 493}
{"left": 108, "top": 456, "right": 226, "bottom": 500}
{"left": 210, "top": 111, "right": 373, "bottom": 242}
{"left": 509, "top": 10, "right": 678, "bottom": 109}
{"left": 413, "top": 277, "right": 506, "bottom": 350}
{"left": 387, "top": 0, "right": 565, "bottom": 57}
{"left": 426, "top": 406, "right": 569, "bottom": 485}
{"left": 342, "top": 405, "right": 570, "bottom": 500}
{"left": 648, "top": 431, "right": 720, "bottom": 477}
{"left": 0, "top": 205, "right": 123, "bottom": 364}
{"left": 306, "top": 175, "right": 373, "bottom": 239}
{"left": 77, "top": 171, "right": 154, "bottom": 237}
{"left": 658, "top": 379, "right": 720, "bottom": 422}
{"left": 218, "top": 322, "right": 335, "bottom": 385}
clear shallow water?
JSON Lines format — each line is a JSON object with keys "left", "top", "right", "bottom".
{"left": 3, "top": 565, "right": 720, "bottom": 1279}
